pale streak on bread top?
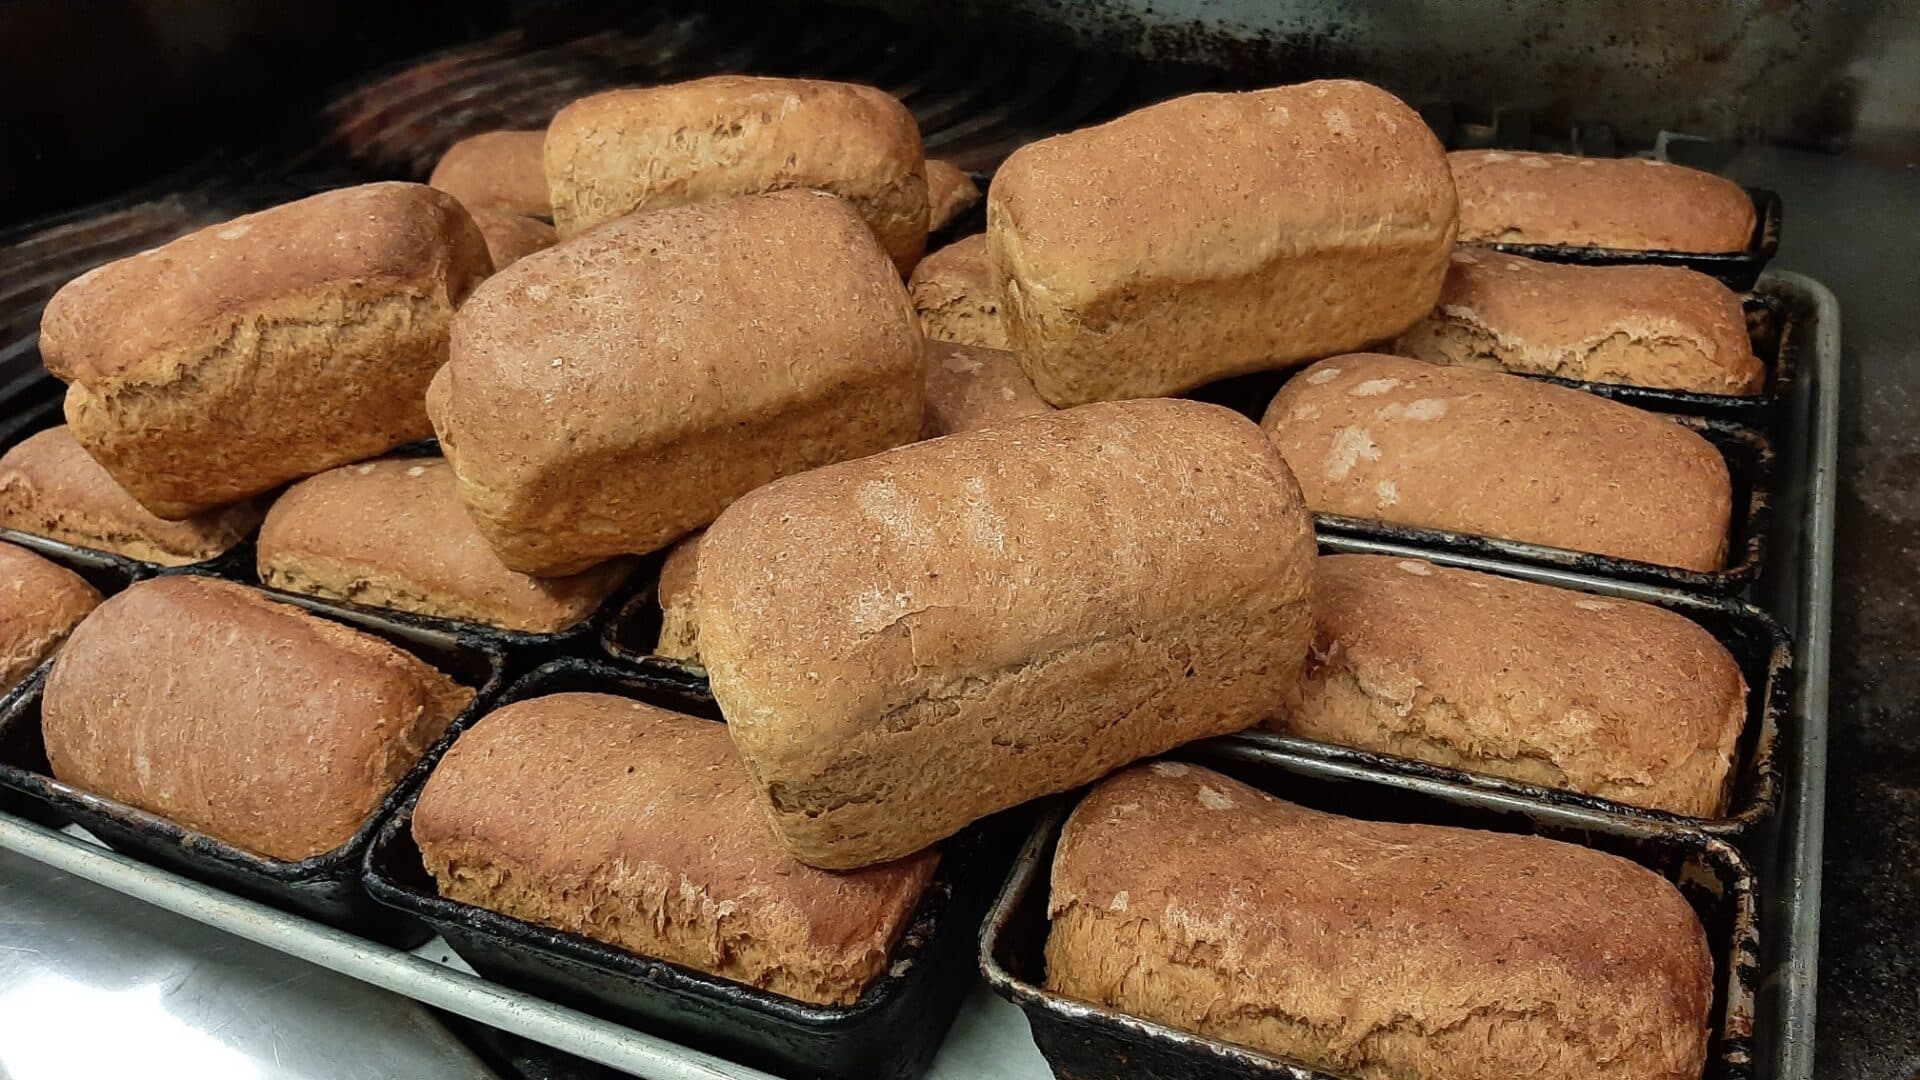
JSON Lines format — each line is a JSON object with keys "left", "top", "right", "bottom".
{"left": 987, "top": 80, "right": 1457, "bottom": 406}
{"left": 1261, "top": 354, "right": 1732, "bottom": 571}
{"left": 1394, "top": 248, "right": 1763, "bottom": 394}
{"left": 432, "top": 189, "right": 923, "bottom": 577}
{"left": 0, "top": 541, "right": 101, "bottom": 694}
{"left": 545, "top": 76, "right": 929, "bottom": 270}
{"left": 1046, "top": 764, "right": 1713, "bottom": 1080}
{"left": 469, "top": 208, "right": 557, "bottom": 270}
{"left": 0, "top": 426, "right": 261, "bottom": 566}
{"left": 697, "top": 399, "right": 1316, "bottom": 869}
{"left": 920, "top": 340, "right": 1053, "bottom": 439}
{"left": 429, "top": 130, "right": 552, "bottom": 218}
{"left": 42, "top": 577, "right": 472, "bottom": 861}
{"left": 1450, "top": 149, "right": 1755, "bottom": 253}
{"left": 1282, "top": 555, "right": 1747, "bottom": 816}
{"left": 40, "top": 182, "right": 493, "bottom": 520}
{"left": 908, "top": 234, "right": 1005, "bottom": 350}
{"left": 257, "top": 457, "right": 632, "bottom": 634}
{"left": 412, "top": 693, "right": 937, "bottom": 1006}
{"left": 924, "top": 160, "right": 980, "bottom": 231}
{"left": 655, "top": 529, "right": 704, "bottom": 666}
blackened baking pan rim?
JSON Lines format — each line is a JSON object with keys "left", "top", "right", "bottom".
{"left": 1470, "top": 186, "right": 1782, "bottom": 291}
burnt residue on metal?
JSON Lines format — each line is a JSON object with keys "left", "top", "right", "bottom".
{"left": 361, "top": 656, "right": 1021, "bottom": 1080}
{"left": 1474, "top": 188, "right": 1781, "bottom": 291}
{"left": 0, "top": 602, "right": 508, "bottom": 947}
{"left": 981, "top": 754, "right": 1761, "bottom": 1080}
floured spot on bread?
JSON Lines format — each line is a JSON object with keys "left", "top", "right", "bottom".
{"left": 1378, "top": 398, "right": 1448, "bottom": 422}
{"left": 1324, "top": 108, "right": 1353, "bottom": 137}
{"left": 1375, "top": 480, "right": 1399, "bottom": 507}
{"left": 1396, "top": 559, "right": 1431, "bottom": 576}
{"left": 526, "top": 284, "right": 551, "bottom": 301}
{"left": 1110, "top": 891, "right": 1129, "bottom": 912}
{"left": 406, "top": 465, "right": 427, "bottom": 477}
{"left": 1326, "top": 427, "right": 1381, "bottom": 481}
{"left": 1574, "top": 599, "right": 1616, "bottom": 611}
{"left": 1197, "top": 785, "right": 1235, "bottom": 810}
{"left": 1351, "top": 378, "right": 1400, "bottom": 397}
{"left": 1292, "top": 404, "right": 1321, "bottom": 421}
{"left": 217, "top": 224, "right": 251, "bottom": 241}
{"left": 1305, "top": 366, "right": 1342, "bottom": 385}
{"left": 1149, "top": 761, "right": 1190, "bottom": 778}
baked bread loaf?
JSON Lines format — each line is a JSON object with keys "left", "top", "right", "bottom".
{"left": 1261, "top": 354, "right": 1732, "bottom": 570}
{"left": 40, "top": 182, "right": 492, "bottom": 519}
{"left": 1394, "top": 248, "right": 1763, "bottom": 393}
{"left": 1280, "top": 554, "right": 1747, "bottom": 816}
{"left": 988, "top": 80, "right": 1456, "bottom": 406}
{"left": 429, "top": 130, "right": 551, "bottom": 218}
{"left": 1046, "top": 763, "right": 1713, "bottom": 1080}
{"left": 0, "top": 426, "right": 260, "bottom": 565}
{"left": 42, "top": 576, "right": 471, "bottom": 861}
{"left": 921, "top": 340, "right": 1052, "bottom": 438}
{"left": 698, "top": 398, "right": 1315, "bottom": 869}
{"left": 545, "top": 77, "right": 928, "bottom": 270}
{"left": 655, "top": 530, "right": 704, "bottom": 665}
{"left": 909, "top": 234, "right": 1005, "bottom": 349}
{"left": 1450, "top": 149, "right": 1755, "bottom": 252}
{"left": 258, "top": 457, "right": 631, "bottom": 633}
{"left": 0, "top": 541, "right": 101, "bottom": 694}
{"left": 470, "top": 209, "right": 556, "bottom": 270}
{"left": 925, "top": 159, "right": 980, "bottom": 231}
{"left": 412, "top": 693, "right": 938, "bottom": 1005}
{"left": 432, "top": 189, "right": 922, "bottom": 577}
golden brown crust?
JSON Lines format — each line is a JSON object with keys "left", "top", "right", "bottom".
{"left": 469, "top": 208, "right": 557, "bottom": 270}
{"left": 1393, "top": 249, "right": 1763, "bottom": 393}
{"left": 920, "top": 340, "right": 1053, "bottom": 438}
{"left": 430, "top": 130, "right": 552, "bottom": 219}
{"left": 41, "top": 577, "right": 471, "bottom": 861}
{"left": 1047, "top": 764, "right": 1714, "bottom": 1080}
{"left": 908, "top": 234, "right": 1005, "bottom": 350}
{"left": 1278, "top": 554, "right": 1747, "bottom": 815}
{"left": 1261, "top": 354, "right": 1732, "bottom": 570}
{"left": 435, "top": 189, "right": 923, "bottom": 577}
{"left": 40, "top": 182, "right": 493, "bottom": 519}
{"left": 0, "top": 426, "right": 259, "bottom": 565}
{"left": 988, "top": 81, "right": 1456, "bottom": 405}
{"left": 412, "top": 693, "right": 936, "bottom": 1005}
{"left": 655, "top": 530, "right": 704, "bottom": 665}
{"left": 1450, "top": 150, "right": 1755, "bottom": 252}
{"left": 924, "top": 160, "right": 980, "bottom": 231}
{"left": 257, "top": 457, "right": 631, "bottom": 633}
{"left": 698, "top": 399, "right": 1315, "bottom": 868}
{"left": 545, "top": 76, "right": 928, "bottom": 270}
{"left": 0, "top": 541, "right": 102, "bottom": 694}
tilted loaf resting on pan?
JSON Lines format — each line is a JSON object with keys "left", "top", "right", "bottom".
{"left": 0, "top": 541, "right": 101, "bottom": 694}
{"left": 545, "top": 76, "right": 928, "bottom": 270}
{"left": 39, "top": 182, "right": 492, "bottom": 519}
{"left": 257, "top": 457, "right": 632, "bottom": 634}
{"left": 1279, "top": 554, "right": 1747, "bottom": 816}
{"left": 42, "top": 577, "right": 472, "bottom": 861}
{"left": 429, "top": 130, "right": 552, "bottom": 219}
{"left": 924, "top": 159, "right": 981, "bottom": 232}
{"left": 654, "top": 529, "right": 704, "bottom": 666}
{"left": 988, "top": 80, "right": 1456, "bottom": 406}
{"left": 697, "top": 398, "right": 1316, "bottom": 869}
{"left": 0, "top": 426, "right": 261, "bottom": 566}
{"left": 1392, "top": 248, "right": 1763, "bottom": 394}
{"left": 412, "top": 693, "right": 938, "bottom": 1006}
{"left": 920, "top": 340, "right": 1053, "bottom": 439}
{"left": 468, "top": 209, "right": 557, "bottom": 271}
{"left": 909, "top": 234, "right": 1005, "bottom": 350}
{"left": 431, "top": 189, "right": 923, "bottom": 577}
{"left": 1260, "top": 353, "right": 1733, "bottom": 571}
{"left": 1449, "top": 149, "right": 1755, "bottom": 253}
{"left": 1047, "top": 763, "right": 1713, "bottom": 1080}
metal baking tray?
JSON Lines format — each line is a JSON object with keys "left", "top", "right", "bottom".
{"left": 362, "top": 656, "right": 1014, "bottom": 1080}
{"left": 1470, "top": 186, "right": 1782, "bottom": 291}
{"left": 1228, "top": 537, "right": 1792, "bottom": 839}
{"left": 597, "top": 572, "right": 711, "bottom": 690}
{"left": 0, "top": 586, "right": 508, "bottom": 946}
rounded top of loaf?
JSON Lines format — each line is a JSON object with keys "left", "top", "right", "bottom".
{"left": 0, "top": 540, "right": 103, "bottom": 690}
{"left": 429, "top": 130, "right": 551, "bottom": 218}
{"left": 655, "top": 529, "right": 705, "bottom": 609}
{"left": 469, "top": 208, "right": 558, "bottom": 271}
{"left": 907, "top": 233, "right": 990, "bottom": 294}
{"left": 1449, "top": 149, "right": 1754, "bottom": 252}
{"left": 924, "top": 159, "right": 981, "bottom": 230}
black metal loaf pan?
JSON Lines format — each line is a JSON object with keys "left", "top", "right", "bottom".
{"left": 982, "top": 748, "right": 1761, "bottom": 1080}
{"left": 362, "top": 656, "right": 1018, "bottom": 1080}
{"left": 1472, "top": 187, "right": 1782, "bottom": 292}
{"left": 0, "top": 588, "right": 508, "bottom": 946}
{"left": 596, "top": 573, "right": 710, "bottom": 692}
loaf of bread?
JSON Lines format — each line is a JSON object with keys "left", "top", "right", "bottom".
{"left": 654, "top": 530, "right": 703, "bottom": 665}
{"left": 1393, "top": 249, "right": 1763, "bottom": 393}
{"left": 921, "top": 340, "right": 1052, "bottom": 438}
{"left": 1, "top": 541, "right": 101, "bottom": 694}
{"left": 698, "top": 399, "right": 1315, "bottom": 869}
{"left": 1046, "top": 763, "right": 1713, "bottom": 1080}
{"left": 413, "top": 693, "right": 937, "bottom": 1005}
{"left": 988, "top": 81, "right": 1456, "bottom": 406}
{"left": 432, "top": 189, "right": 922, "bottom": 577}
{"left": 42, "top": 576, "right": 472, "bottom": 860}
{"left": 469, "top": 208, "right": 556, "bottom": 270}
{"left": 1450, "top": 149, "right": 1755, "bottom": 252}
{"left": 908, "top": 234, "right": 1005, "bottom": 349}
{"left": 40, "top": 182, "right": 492, "bottom": 519}
{"left": 925, "top": 159, "right": 980, "bottom": 231}
{"left": 1261, "top": 354, "right": 1732, "bottom": 570}
{"left": 1280, "top": 554, "right": 1746, "bottom": 815}
{"left": 258, "top": 457, "right": 631, "bottom": 633}
{"left": 545, "top": 77, "right": 928, "bottom": 270}
{"left": 0, "top": 426, "right": 260, "bottom": 565}
{"left": 429, "top": 130, "right": 551, "bottom": 218}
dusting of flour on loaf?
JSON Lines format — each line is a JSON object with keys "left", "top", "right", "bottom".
{"left": 1110, "top": 891, "right": 1129, "bottom": 912}
{"left": 1326, "top": 427, "right": 1381, "bottom": 480}
{"left": 1378, "top": 399, "right": 1448, "bottom": 422}
{"left": 1305, "top": 367, "right": 1343, "bottom": 385}
{"left": 1376, "top": 480, "right": 1400, "bottom": 507}
{"left": 1292, "top": 404, "right": 1321, "bottom": 421}
{"left": 1150, "top": 761, "right": 1190, "bottom": 778}
{"left": 526, "top": 284, "right": 551, "bottom": 301}
{"left": 1575, "top": 599, "right": 1616, "bottom": 611}
{"left": 406, "top": 465, "right": 426, "bottom": 478}
{"left": 217, "top": 224, "right": 251, "bottom": 241}
{"left": 1350, "top": 378, "right": 1400, "bottom": 397}
{"left": 1324, "top": 108, "right": 1353, "bottom": 136}
{"left": 1197, "top": 786, "right": 1235, "bottom": 810}
{"left": 1396, "top": 560, "right": 1431, "bottom": 576}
